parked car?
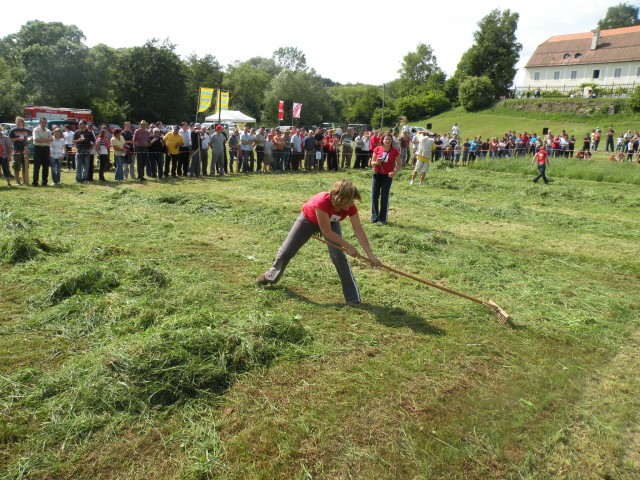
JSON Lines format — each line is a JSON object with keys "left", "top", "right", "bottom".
{"left": 408, "top": 126, "right": 427, "bottom": 135}
{"left": 1, "top": 122, "right": 17, "bottom": 133}
{"left": 348, "top": 123, "right": 371, "bottom": 134}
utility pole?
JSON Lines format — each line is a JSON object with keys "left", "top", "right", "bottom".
{"left": 381, "top": 83, "right": 385, "bottom": 129}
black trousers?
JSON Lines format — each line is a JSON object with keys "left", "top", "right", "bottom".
{"left": 33, "top": 145, "right": 50, "bottom": 185}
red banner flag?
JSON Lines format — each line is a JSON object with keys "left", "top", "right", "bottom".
{"left": 278, "top": 100, "right": 284, "bottom": 121}
{"left": 292, "top": 102, "right": 302, "bottom": 119}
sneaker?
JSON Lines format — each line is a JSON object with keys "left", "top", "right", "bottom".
{"left": 256, "top": 274, "right": 269, "bottom": 286}
{"left": 419, "top": 181, "right": 423, "bottom": 186}
{"left": 347, "top": 300, "right": 361, "bottom": 307}
{"left": 409, "top": 179, "right": 414, "bottom": 185}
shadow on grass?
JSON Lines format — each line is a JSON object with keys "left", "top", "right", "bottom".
{"left": 279, "top": 287, "right": 445, "bottom": 336}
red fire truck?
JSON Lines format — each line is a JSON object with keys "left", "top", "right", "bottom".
{"left": 23, "top": 105, "right": 94, "bottom": 124}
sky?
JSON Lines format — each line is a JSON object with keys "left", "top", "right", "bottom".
{"left": 1, "top": 1, "right": 624, "bottom": 87}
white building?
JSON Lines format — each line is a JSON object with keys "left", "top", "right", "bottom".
{"left": 524, "top": 25, "right": 640, "bottom": 93}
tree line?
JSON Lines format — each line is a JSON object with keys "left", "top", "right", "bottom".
{"left": 1, "top": 5, "right": 634, "bottom": 126}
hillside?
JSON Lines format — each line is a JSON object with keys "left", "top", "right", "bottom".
{"left": 417, "top": 100, "right": 638, "bottom": 142}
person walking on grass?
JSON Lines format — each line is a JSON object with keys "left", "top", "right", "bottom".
{"left": 532, "top": 145, "right": 549, "bottom": 184}
{"left": 409, "top": 132, "right": 434, "bottom": 186}
{"left": 256, "top": 179, "right": 380, "bottom": 306}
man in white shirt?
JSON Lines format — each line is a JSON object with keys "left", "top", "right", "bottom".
{"left": 452, "top": 123, "right": 459, "bottom": 137}
{"left": 32, "top": 117, "right": 53, "bottom": 186}
{"left": 290, "top": 129, "right": 303, "bottom": 171}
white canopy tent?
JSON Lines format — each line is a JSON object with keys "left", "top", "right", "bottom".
{"left": 204, "top": 110, "right": 256, "bottom": 123}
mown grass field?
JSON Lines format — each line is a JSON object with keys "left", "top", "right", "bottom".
{"left": 1, "top": 155, "right": 640, "bottom": 479}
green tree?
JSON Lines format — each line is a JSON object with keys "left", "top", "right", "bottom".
{"left": 455, "top": 9, "right": 521, "bottom": 98}
{"left": 329, "top": 84, "right": 381, "bottom": 124}
{"left": 224, "top": 58, "right": 278, "bottom": 121}
{"left": 12, "top": 21, "right": 92, "bottom": 106}
{"left": 398, "top": 43, "right": 443, "bottom": 92}
{"left": 458, "top": 76, "right": 494, "bottom": 112}
{"left": 598, "top": 3, "right": 640, "bottom": 30}
{"left": 272, "top": 47, "right": 307, "bottom": 71}
{"left": 262, "top": 69, "right": 335, "bottom": 126}
{"left": 185, "top": 53, "right": 223, "bottom": 113}
{"left": 114, "top": 39, "right": 188, "bottom": 123}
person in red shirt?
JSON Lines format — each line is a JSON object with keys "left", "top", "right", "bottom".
{"left": 370, "top": 133, "right": 401, "bottom": 224}
{"left": 256, "top": 179, "right": 380, "bottom": 305}
{"left": 531, "top": 145, "right": 550, "bottom": 184}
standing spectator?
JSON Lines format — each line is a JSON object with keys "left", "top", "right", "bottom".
{"left": 73, "top": 120, "right": 95, "bottom": 183}
{"left": 605, "top": 126, "right": 615, "bottom": 152}
{"left": 254, "top": 126, "right": 266, "bottom": 172}
{"left": 31, "top": 117, "right": 52, "bottom": 186}
{"left": 290, "top": 128, "right": 303, "bottom": 171}
{"left": 452, "top": 123, "right": 460, "bottom": 137}
{"left": 353, "top": 130, "right": 365, "bottom": 169}
{"left": 110, "top": 128, "right": 127, "bottom": 181}
{"left": 399, "top": 131, "right": 411, "bottom": 166}
{"left": 303, "top": 129, "right": 315, "bottom": 172}
{"left": 10, "top": 117, "right": 32, "bottom": 186}
{"left": 121, "top": 121, "right": 135, "bottom": 180}
{"left": 210, "top": 125, "right": 226, "bottom": 176}
{"left": 49, "top": 128, "right": 65, "bottom": 186}
{"left": 96, "top": 128, "right": 111, "bottom": 181}
{"left": 370, "top": 133, "right": 401, "bottom": 225}
{"left": 188, "top": 124, "right": 203, "bottom": 177}
{"left": 411, "top": 131, "right": 420, "bottom": 165}
{"left": 163, "top": 125, "right": 184, "bottom": 177}
{"left": 314, "top": 128, "right": 325, "bottom": 170}
{"left": 178, "top": 122, "right": 191, "bottom": 176}
{"left": 263, "top": 132, "right": 273, "bottom": 172}
{"left": 228, "top": 128, "right": 240, "bottom": 173}
{"left": 239, "top": 125, "right": 255, "bottom": 173}
{"left": 568, "top": 135, "right": 576, "bottom": 158}
{"left": 532, "top": 145, "right": 549, "bottom": 184}
{"left": 593, "top": 129, "right": 601, "bottom": 151}
{"left": 133, "top": 120, "right": 151, "bottom": 182}
{"left": 271, "top": 128, "right": 285, "bottom": 172}
{"left": 282, "top": 129, "right": 292, "bottom": 170}
{"left": 582, "top": 132, "right": 591, "bottom": 152}
{"left": 325, "top": 130, "right": 338, "bottom": 172}
{"left": 340, "top": 127, "right": 354, "bottom": 169}
{"left": 148, "top": 128, "right": 165, "bottom": 179}
{"left": 462, "top": 138, "right": 471, "bottom": 166}
{"left": 200, "top": 127, "right": 211, "bottom": 176}
{"left": 0, "top": 125, "right": 12, "bottom": 187}
{"left": 63, "top": 124, "right": 75, "bottom": 170}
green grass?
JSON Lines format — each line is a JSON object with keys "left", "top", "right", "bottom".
{"left": 421, "top": 103, "right": 639, "bottom": 142}
{"left": 1, "top": 161, "right": 640, "bottom": 479}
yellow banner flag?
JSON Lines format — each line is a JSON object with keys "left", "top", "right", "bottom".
{"left": 215, "top": 90, "right": 230, "bottom": 112}
{"left": 198, "top": 87, "right": 215, "bottom": 112}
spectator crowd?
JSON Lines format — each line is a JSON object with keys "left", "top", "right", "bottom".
{"left": 1, "top": 117, "right": 638, "bottom": 189}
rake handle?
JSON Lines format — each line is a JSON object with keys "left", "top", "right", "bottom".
{"left": 311, "top": 235, "right": 494, "bottom": 309}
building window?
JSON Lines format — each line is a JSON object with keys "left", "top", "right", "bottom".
{"left": 570, "top": 70, "right": 577, "bottom": 80}
{"left": 534, "top": 72, "right": 540, "bottom": 81}
{"left": 593, "top": 69, "right": 600, "bottom": 79}
{"left": 553, "top": 71, "right": 560, "bottom": 80}
{"left": 563, "top": 53, "right": 571, "bottom": 59}
{"left": 575, "top": 53, "right": 582, "bottom": 58}
{"left": 614, "top": 67, "right": 622, "bottom": 78}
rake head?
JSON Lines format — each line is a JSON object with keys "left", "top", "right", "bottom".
{"left": 487, "top": 300, "right": 510, "bottom": 325}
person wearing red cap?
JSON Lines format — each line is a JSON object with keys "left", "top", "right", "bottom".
{"left": 531, "top": 145, "right": 549, "bottom": 184}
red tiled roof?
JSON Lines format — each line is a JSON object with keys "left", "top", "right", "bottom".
{"left": 525, "top": 25, "right": 640, "bottom": 68}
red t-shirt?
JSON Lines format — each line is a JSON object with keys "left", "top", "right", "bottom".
{"left": 373, "top": 146, "right": 400, "bottom": 175}
{"left": 302, "top": 192, "right": 357, "bottom": 225}
{"left": 370, "top": 135, "right": 381, "bottom": 151}
{"left": 536, "top": 149, "right": 548, "bottom": 164}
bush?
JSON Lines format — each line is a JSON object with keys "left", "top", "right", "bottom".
{"left": 627, "top": 86, "right": 640, "bottom": 112}
{"left": 459, "top": 76, "right": 494, "bottom": 112}
{"left": 395, "top": 91, "right": 450, "bottom": 120}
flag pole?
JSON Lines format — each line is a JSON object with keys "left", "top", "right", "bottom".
{"left": 195, "top": 87, "right": 200, "bottom": 124}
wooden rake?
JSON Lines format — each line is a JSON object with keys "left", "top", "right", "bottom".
{"left": 312, "top": 235, "right": 510, "bottom": 325}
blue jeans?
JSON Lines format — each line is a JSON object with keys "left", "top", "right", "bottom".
{"left": 272, "top": 150, "right": 283, "bottom": 172}
{"left": 50, "top": 156, "right": 62, "bottom": 184}
{"left": 114, "top": 155, "right": 124, "bottom": 180}
{"left": 75, "top": 150, "right": 90, "bottom": 182}
{"left": 371, "top": 173, "right": 393, "bottom": 224}
{"left": 135, "top": 147, "right": 148, "bottom": 180}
